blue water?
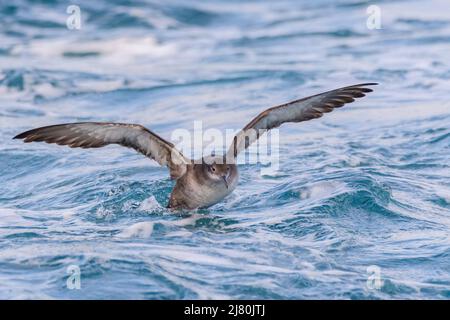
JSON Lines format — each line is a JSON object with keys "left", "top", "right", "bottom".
{"left": 1, "top": 0, "right": 450, "bottom": 299}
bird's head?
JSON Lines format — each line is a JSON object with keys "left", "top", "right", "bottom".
{"left": 202, "top": 156, "right": 232, "bottom": 188}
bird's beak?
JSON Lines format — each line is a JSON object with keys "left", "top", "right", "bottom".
{"left": 222, "top": 175, "right": 229, "bottom": 189}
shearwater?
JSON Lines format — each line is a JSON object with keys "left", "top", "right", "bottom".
{"left": 14, "top": 83, "right": 377, "bottom": 209}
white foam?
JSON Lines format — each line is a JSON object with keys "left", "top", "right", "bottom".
{"left": 95, "top": 206, "right": 114, "bottom": 220}
{"left": 118, "top": 221, "right": 154, "bottom": 238}
{"left": 170, "top": 214, "right": 204, "bottom": 226}
{"left": 299, "top": 181, "right": 344, "bottom": 201}
{"left": 346, "top": 156, "right": 362, "bottom": 167}
{"left": 435, "top": 187, "right": 450, "bottom": 204}
{"left": 17, "top": 36, "right": 177, "bottom": 63}
{"left": 138, "top": 196, "right": 162, "bottom": 211}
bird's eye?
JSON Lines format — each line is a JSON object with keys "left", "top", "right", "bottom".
{"left": 211, "top": 166, "right": 216, "bottom": 172}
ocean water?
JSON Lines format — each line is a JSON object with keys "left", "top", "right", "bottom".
{"left": 1, "top": 0, "right": 450, "bottom": 299}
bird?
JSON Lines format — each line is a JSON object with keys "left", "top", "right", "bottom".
{"left": 14, "top": 83, "right": 377, "bottom": 210}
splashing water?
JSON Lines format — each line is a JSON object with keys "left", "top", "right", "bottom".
{"left": 0, "top": 0, "right": 450, "bottom": 299}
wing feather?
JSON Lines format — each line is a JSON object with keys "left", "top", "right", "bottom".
{"left": 228, "top": 83, "right": 377, "bottom": 159}
{"left": 14, "top": 122, "right": 189, "bottom": 179}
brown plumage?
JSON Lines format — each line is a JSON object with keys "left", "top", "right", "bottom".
{"left": 14, "top": 122, "right": 189, "bottom": 179}
{"left": 14, "top": 83, "right": 377, "bottom": 210}
{"left": 228, "top": 83, "right": 377, "bottom": 158}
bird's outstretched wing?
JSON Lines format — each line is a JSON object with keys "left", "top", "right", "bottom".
{"left": 227, "top": 83, "right": 377, "bottom": 159}
{"left": 14, "top": 122, "right": 190, "bottom": 179}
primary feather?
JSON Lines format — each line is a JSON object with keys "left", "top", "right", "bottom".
{"left": 228, "top": 83, "right": 377, "bottom": 158}
{"left": 14, "top": 122, "right": 189, "bottom": 179}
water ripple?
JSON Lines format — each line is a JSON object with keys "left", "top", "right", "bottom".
{"left": 1, "top": 0, "right": 450, "bottom": 299}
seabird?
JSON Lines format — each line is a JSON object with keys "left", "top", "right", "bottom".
{"left": 14, "top": 83, "right": 377, "bottom": 210}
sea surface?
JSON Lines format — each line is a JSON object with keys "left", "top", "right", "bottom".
{"left": 0, "top": 0, "right": 449, "bottom": 299}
